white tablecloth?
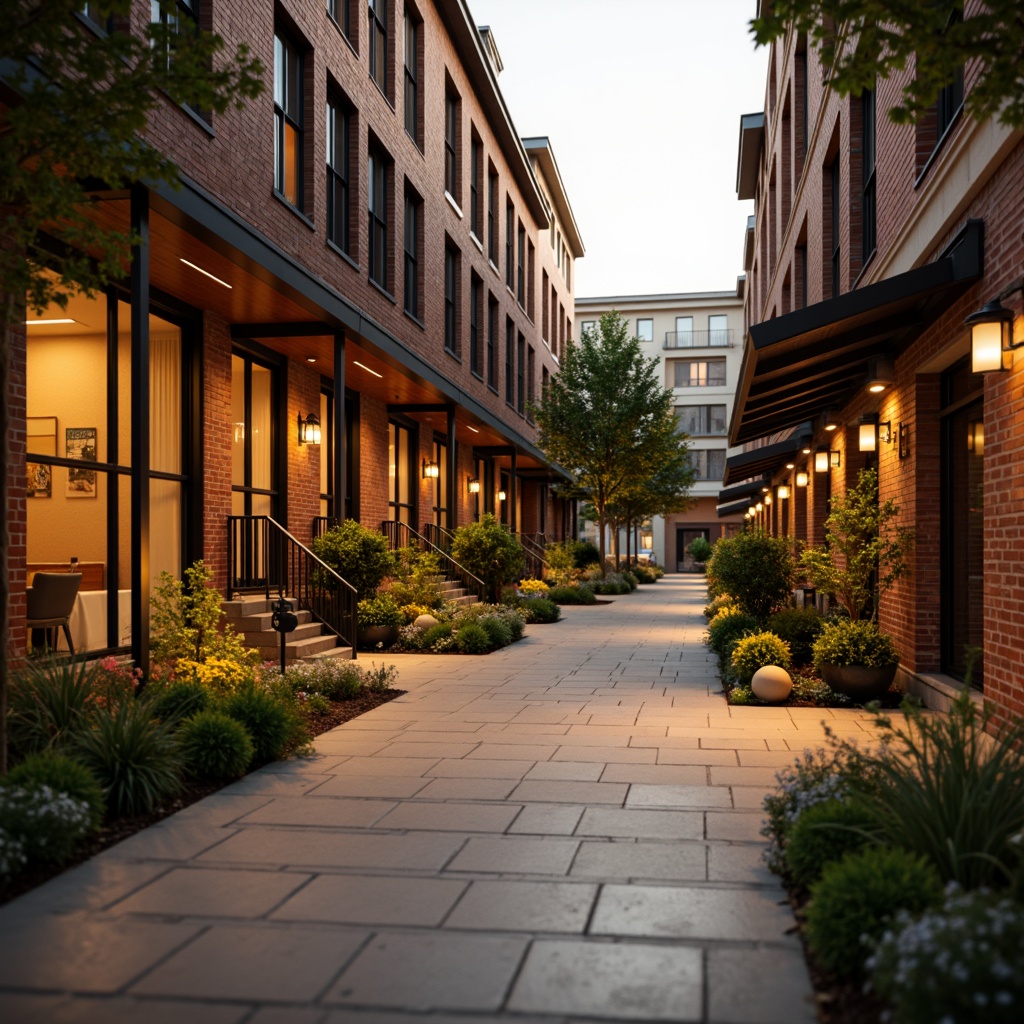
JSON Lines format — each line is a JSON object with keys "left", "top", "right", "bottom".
{"left": 66, "top": 590, "right": 132, "bottom": 652}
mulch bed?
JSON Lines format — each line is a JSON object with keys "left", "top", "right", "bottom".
{"left": 0, "top": 687, "right": 404, "bottom": 907}
{"left": 722, "top": 664, "right": 905, "bottom": 710}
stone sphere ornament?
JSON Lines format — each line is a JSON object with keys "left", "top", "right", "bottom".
{"left": 413, "top": 614, "right": 439, "bottom": 632}
{"left": 751, "top": 664, "right": 793, "bottom": 703}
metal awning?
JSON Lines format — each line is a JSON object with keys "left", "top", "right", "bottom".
{"left": 730, "top": 219, "right": 984, "bottom": 446}
{"left": 722, "top": 426, "right": 813, "bottom": 486}
{"left": 717, "top": 497, "right": 755, "bottom": 518}
{"left": 716, "top": 477, "right": 770, "bottom": 517}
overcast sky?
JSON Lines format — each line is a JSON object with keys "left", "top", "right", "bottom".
{"left": 467, "top": 0, "right": 769, "bottom": 299}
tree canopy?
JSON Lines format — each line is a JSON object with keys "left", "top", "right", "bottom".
{"left": 751, "top": 0, "right": 1024, "bottom": 129}
{"left": 532, "top": 312, "right": 694, "bottom": 568}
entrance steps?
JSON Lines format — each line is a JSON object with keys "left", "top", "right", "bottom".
{"left": 221, "top": 595, "right": 354, "bottom": 663}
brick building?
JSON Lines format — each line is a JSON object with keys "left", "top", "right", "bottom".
{"left": 728, "top": 3, "right": 1024, "bottom": 722}
{"left": 574, "top": 291, "right": 746, "bottom": 571}
{"left": 5, "top": 0, "right": 583, "bottom": 670}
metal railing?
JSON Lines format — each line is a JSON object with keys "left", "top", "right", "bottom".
{"left": 312, "top": 516, "right": 340, "bottom": 540}
{"left": 380, "top": 520, "right": 486, "bottom": 602}
{"left": 423, "top": 522, "right": 456, "bottom": 554}
{"left": 663, "top": 329, "right": 734, "bottom": 349}
{"left": 515, "top": 532, "right": 550, "bottom": 580}
{"left": 228, "top": 515, "right": 358, "bottom": 653}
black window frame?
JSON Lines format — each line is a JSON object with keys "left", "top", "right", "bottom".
{"left": 273, "top": 27, "right": 304, "bottom": 210}
{"left": 862, "top": 86, "right": 877, "bottom": 263}
{"left": 487, "top": 166, "right": 498, "bottom": 262}
{"left": 516, "top": 332, "right": 525, "bottom": 415}
{"left": 469, "top": 133, "right": 482, "bottom": 239}
{"left": 469, "top": 273, "right": 482, "bottom": 378}
{"left": 368, "top": 0, "right": 387, "bottom": 96}
{"left": 505, "top": 201, "right": 514, "bottom": 289}
{"left": 505, "top": 316, "right": 514, "bottom": 405}
{"left": 326, "top": 0, "right": 350, "bottom": 39}
{"left": 326, "top": 90, "right": 352, "bottom": 255}
{"left": 444, "top": 244, "right": 459, "bottom": 355}
{"left": 516, "top": 222, "right": 525, "bottom": 306}
{"left": 444, "top": 87, "right": 459, "bottom": 201}
{"left": 404, "top": 187, "right": 421, "bottom": 319}
{"left": 830, "top": 158, "right": 841, "bottom": 298}
{"left": 403, "top": 11, "right": 419, "bottom": 144}
{"left": 368, "top": 144, "right": 389, "bottom": 291}
{"left": 486, "top": 294, "right": 498, "bottom": 391}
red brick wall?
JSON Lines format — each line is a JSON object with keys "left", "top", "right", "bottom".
{"left": 5, "top": 316, "right": 27, "bottom": 670}
{"left": 359, "top": 397, "right": 390, "bottom": 529}
{"left": 201, "top": 315, "right": 233, "bottom": 594}
{"left": 287, "top": 363, "right": 323, "bottom": 547}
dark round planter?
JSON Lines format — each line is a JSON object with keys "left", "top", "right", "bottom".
{"left": 357, "top": 624, "right": 400, "bottom": 650}
{"left": 819, "top": 662, "right": 897, "bottom": 702}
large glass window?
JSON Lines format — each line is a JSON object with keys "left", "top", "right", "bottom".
{"left": 444, "top": 245, "right": 459, "bottom": 355}
{"left": 368, "top": 0, "right": 387, "bottom": 95}
{"left": 470, "top": 273, "right": 482, "bottom": 377}
{"left": 403, "top": 12, "right": 419, "bottom": 143}
{"left": 404, "top": 188, "right": 421, "bottom": 318}
{"left": 487, "top": 165, "right": 498, "bottom": 262}
{"left": 274, "top": 29, "right": 303, "bottom": 208}
{"left": 687, "top": 448, "right": 727, "bottom": 481}
{"left": 636, "top": 318, "right": 653, "bottom": 342}
{"left": 150, "top": 0, "right": 198, "bottom": 75}
{"left": 444, "top": 87, "right": 460, "bottom": 200}
{"left": 470, "top": 134, "right": 482, "bottom": 238}
{"left": 672, "top": 358, "right": 726, "bottom": 387}
{"left": 862, "top": 86, "right": 877, "bottom": 262}
{"left": 505, "top": 317, "right": 514, "bottom": 404}
{"left": 708, "top": 314, "right": 729, "bottom": 345}
{"left": 675, "top": 405, "right": 727, "bottom": 436}
{"left": 231, "top": 354, "right": 277, "bottom": 521}
{"left": 431, "top": 439, "right": 449, "bottom": 529}
{"left": 487, "top": 294, "right": 498, "bottom": 390}
{"left": 388, "top": 420, "right": 414, "bottom": 526}
{"left": 368, "top": 145, "right": 389, "bottom": 290}
{"left": 326, "top": 92, "right": 351, "bottom": 254}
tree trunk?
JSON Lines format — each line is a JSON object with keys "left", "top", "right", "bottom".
{"left": 596, "top": 512, "right": 607, "bottom": 575}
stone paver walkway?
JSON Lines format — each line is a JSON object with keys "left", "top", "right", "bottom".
{"left": 0, "top": 576, "right": 885, "bottom": 1023}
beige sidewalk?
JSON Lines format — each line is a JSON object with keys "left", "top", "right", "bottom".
{"left": 0, "top": 575, "right": 884, "bottom": 1023}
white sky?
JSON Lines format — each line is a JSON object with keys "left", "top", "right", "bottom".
{"left": 467, "top": 0, "right": 769, "bottom": 299}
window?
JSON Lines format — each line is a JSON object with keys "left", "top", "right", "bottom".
{"left": 368, "top": 145, "right": 389, "bottom": 290}
{"left": 673, "top": 316, "right": 693, "bottom": 347}
{"left": 403, "top": 188, "right": 421, "bottom": 318}
{"left": 273, "top": 29, "right": 303, "bottom": 208}
{"left": 672, "top": 358, "right": 726, "bottom": 387}
{"left": 527, "top": 345, "right": 535, "bottom": 421}
{"left": 516, "top": 222, "right": 525, "bottom": 305}
{"left": 444, "top": 86, "right": 460, "bottom": 201}
{"left": 675, "top": 405, "right": 727, "bottom": 436}
{"left": 796, "top": 243, "right": 808, "bottom": 308}
{"left": 368, "top": 0, "right": 387, "bottom": 95}
{"left": 388, "top": 419, "right": 414, "bottom": 527}
{"left": 487, "top": 295, "right": 498, "bottom": 390}
{"left": 688, "top": 448, "right": 727, "bottom": 481}
{"left": 527, "top": 241, "right": 535, "bottom": 319}
{"left": 327, "top": 0, "right": 350, "bottom": 39}
{"left": 580, "top": 320, "right": 596, "bottom": 334}
{"left": 516, "top": 333, "right": 525, "bottom": 415}
{"left": 936, "top": 69, "right": 964, "bottom": 138}
{"left": 403, "top": 12, "right": 420, "bottom": 144}
{"left": 505, "top": 201, "right": 514, "bottom": 289}
{"left": 505, "top": 317, "right": 514, "bottom": 404}
{"left": 829, "top": 158, "right": 840, "bottom": 298}
{"left": 708, "top": 315, "right": 729, "bottom": 345}
{"left": 151, "top": 0, "right": 198, "bottom": 74}
{"left": 541, "top": 270, "right": 549, "bottom": 340}
{"left": 326, "top": 92, "right": 352, "bottom": 254}
{"left": 444, "top": 244, "right": 459, "bottom": 355}
{"left": 470, "top": 133, "right": 482, "bottom": 238}
{"left": 470, "top": 273, "right": 482, "bottom": 377}
{"left": 636, "top": 318, "right": 653, "bottom": 342}
{"left": 862, "top": 86, "right": 876, "bottom": 262}
{"left": 487, "top": 164, "right": 498, "bottom": 262}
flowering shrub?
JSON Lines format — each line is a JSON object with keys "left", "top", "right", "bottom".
{"left": 174, "top": 655, "right": 256, "bottom": 696}
{"left": 518, "top": 579, "right": 550, "bottom": 595}
{"left": 867, "top": 887, "right": 1024, "bottom": 1024}
{"left": 90, "top": 657, "right": 143, "bottom": 710}
{"left": 730, "top": 631, "right": 792, "bottom": 684}
{"left": 0, "top": 784, "right": 94, "bottom": 877}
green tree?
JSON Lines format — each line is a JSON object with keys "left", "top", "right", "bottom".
{"left": 532, "top": 313, "right": 690, "bottom": 570}
{"left": 1, "top": 1, "right": 265, "bottom": 772}
{"left": 751, "top": 0, "right": 1024, "bottom": 128}
{"left": 450, "top": 515, "right": 525, "bottom": 603}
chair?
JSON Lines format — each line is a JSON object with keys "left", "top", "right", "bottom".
{"left": 26, "top": 573, "right": 83, "bottom": 655}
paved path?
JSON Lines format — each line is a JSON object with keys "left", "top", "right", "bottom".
{"left": 0, "top": 576, "right": 885, "bottom": 1023}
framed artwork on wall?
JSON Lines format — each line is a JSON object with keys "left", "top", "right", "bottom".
{"left": 26, "top": 416, "right": 57, "bottom": 498}
{"left": 65, "top": 427, "right": 98, "bottom": 498}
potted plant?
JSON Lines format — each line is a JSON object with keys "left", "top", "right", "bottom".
{"left": 812, "top": 619, "right": 899, "bottom": 701}
{"left": 688, "top": 536, "right": 712, "bottom": 571}
{"left": 356, "top": 593, "right": 403, "bottom": 649}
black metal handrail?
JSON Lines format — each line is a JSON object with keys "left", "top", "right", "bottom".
{"left": 423, "top": 522, "right": 456, "bottom": 553}
{"left": 515, "top": 532, "right": 550, "bottom": 580}
{"left": 228, "top": 515, "right": 358, "bottom": 653}
{"left": 664, "top": 329, "right": 734, "bottom": 349}
{"left": 312, "top": 515, "right": 340, "bottom": 540}
{"left": 380, "top": 520, "right": 485, "bottom": 602}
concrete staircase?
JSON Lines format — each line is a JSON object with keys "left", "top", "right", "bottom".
{"left": 435, "top": 576, "right": 479, "bottom": 607}
{"left": 221, "top": 595, "right": 354, "bottom": 664}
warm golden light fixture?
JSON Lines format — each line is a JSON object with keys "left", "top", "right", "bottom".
{"left": 966, "top": 293, "right": 1021, "bottom": 373}
{"left": 866, "top": 358, "right": 895, "bottom": 394}
{"left": 778, "top": 484, "right": 791, "bottom": 499}
{"left": 422, "top": 459, "right": 440, "bottom": 479}
{"left": 498, "top": 489, "right": 507, "bottom": 502}
{"left": 297, "top": 412, "right": 321, "bottom": 445}
{"left": 796, "top": 471, "right": 809, "bottom": 487}
{"left": 814, "top": 447, "right": 840, "bottom": 472}
{"left": 467, "top": 477, "right": 481, "bottom": 494}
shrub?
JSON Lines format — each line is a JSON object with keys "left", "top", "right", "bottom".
{"left": 360, "top": 662, "right": 398, "bottom": 693}
{"left": 7, "top": 656, "right": 96, "bottom": 759}
{"left": 812, "top": 619, "right": 898, "bottom": 669}
{"left": 688, "top": 536, "right": 713, "bottom": 563}
{"left": 705, "top": 530, "right": 796, "bottom": 622}
{"left": 593, "top": 575, "right": 628, "bottom": 595}
{"left": 768, "top": 606, "right": 824, "bottom": 665}
{"left": 549, "top": 584, "right": 597, "bottom": 605}
{"left": 0, "top": 784, "right": 94, "bottom": 875}
{"left": 356, "top": 593, "right": 403, "bottom": 628}
{"left": 74, "top": 702, "right": 182, "bottom": 818}
{"left": 706, "top": 607, "right": 759, "bottom": 659}
{"left": 178, "top": 711, "right": 254, "bottom": 781}
{"left": 631, "top": 564, "right": 656, "bottom": 584}
{"left": 805, "top": 846, "right": 943, "bottom": 977}
{"left": 222, "top": 683, "right": 303, "bottom": 765}
{"left": 89, "top": 657, "right": 143, "bottom": 711}
{"left": 455, "top": 622, "right": 492, "bottom": 654}
{"left": 572, "top": 541, "right": 601, "bottom": 569}
{"left": 480, "top": 616, "right": 513, "bottom": 649}
{"left": 544, "top": 541, "right": 577, "bottom": 572}
{"left": 174, "top": 655, "right": 256, "bottom": 697}
{"left": 450, "top": 514, "right": 525, "bottom": 602}
{"left": 520, "top": 597, "right": 560, "bottom": 624}
{"left": 704, "top": 594, "right": 738, "bottom": 621}
{"left": 784, "top": 798, "right": 875, "bottom": 888}
{"left": 518, "top": 578, "right": 550, "bottom": 595}
{"left": 5, "top": 752, "right": 105, "bottom": 832}
{"left": 151, "top": 680, "right": 208, "bottom": 723}
{"left": 420, "top": 621, "right": 455, "bottom": 650}
{"left": 386, "top": 548, "right": 444, "bottom": 608}
{"left": 283, "top": 660, "right": 362, "bottom": 701}
{"left": 399, "top": 602, "right": 432, "bottom": 624}
{"left": 730, "top": 631, "right": 792, "bottom": 684}
{"left": 311, "top": 519, "right": 395, "bottom": 600}
{"left": 622, "top": 570, "right": 638, "bottom": 590}
{"left": 867, "top": 889, "right": 1024, "bottom": 1024}
{"left": 728, "top": 685, "right": 755, "bottom": 705}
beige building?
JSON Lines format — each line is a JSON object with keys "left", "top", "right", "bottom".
{"left": 574, "top": 287, "right": 746, "bottom": 571}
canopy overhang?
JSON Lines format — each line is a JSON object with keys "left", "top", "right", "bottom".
{"left": 722, "top": 426, "right": 813, "bottom": 486}
{"left": 730, "top": 219, "right": 984, "bottom": 446}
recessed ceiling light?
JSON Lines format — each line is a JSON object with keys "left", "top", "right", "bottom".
{"left": 180, "top": 258, "right": 233, "bottom": 289}
{"left": 26, "top": 318, "right": 75, "bottom": 326}
{"left": 353, "top": 360, "right": 383, "bottom": 378}
{"left": 306, "top": 356, "right": 317, "bottom": 363}
{"left": 467, "top": 425, "right": 480, "bottom": 433}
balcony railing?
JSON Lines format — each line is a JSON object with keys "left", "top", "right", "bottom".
{"left": 663, "top": 329, "right": 734, "bottom": 349}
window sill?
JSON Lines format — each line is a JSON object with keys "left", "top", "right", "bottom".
{"left": 405, "top": 128, "right": 424, "bottom": 154}
{"left": 470, "top": 233, "right": 484, "bottom": 253}
{"left": 444, "top": 347, "right": 462, "bottom": 364}
{"left": 369, "top": 277, "right": 396, "bottom": 304}
{"left": 445, "top": 192, "right": 464, "bottom": 218}
{"left": 914, "top": 106, "right": 964, "bottom": 191}
{"left": 327, "top": 239, "right": 359, "bottom": 272}
{"left": 850, "top": 248, "right": 877, "bottom": 291}
{"left": 471, "top": 369, "right": 484, "bottom": 383}
{"left": 174, "top": 99, "right": 216, "bottom": 137}
{"left": 487, "top": 384, "right": 499, "bottom": 395}
{"left": 404, "top": 310, "right": 425, "bottom": 331}
{"left": 273, "top": 191, "right": 315, "bottom": 230}
{"left": 327, "top": 13, "right": 359, "bottom": 59}
{"left": 489, "top": 259, "right": 501, "bottom": 278}
{"left": 369, "top": 74, "right": 395, "bottom": 112}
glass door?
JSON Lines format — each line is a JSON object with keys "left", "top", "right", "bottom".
{"left": 231, "top": 354, "right": 278, "bottom": 519}
{"left": 388, "top": 420, "right": 415, "bottom": 527}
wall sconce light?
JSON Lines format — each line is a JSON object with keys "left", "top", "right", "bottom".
{"left": 967, "top": 420, "right": 985, "bottom": 455}
{"left": 858, "top": 413, "right": 878, "bottom": 452}
{"left": 467, "top": 477, "right": 481, "bottom": 494}
{"left": 298, "top": 412, "right": 321, "bottom": 445}
{"left": 866, "top": 358, "right": 895, "bottom": 394}
{"left": 748, "top": 505, "right": 757, "bottom": 516}
{"left": 822, "top": 408, "right": 839, "bottom": 432}
{"left": 777, "top": 483, "right": 791, "bottom": 499}
{"left": 755, "top": 502, "right": 764, "bottom": 513}
{"left": 764, "top": 493, "right": 773, "bottom": 505}
{"left": 497, "top": 489, "right": 507, "bottom": 502}
{"left": 898, "top": 422, "right": 911, "bottom": 460}
{"left": 422, "top": 458, "right": 440, "bottom": 480}
{"left": 966, "top": 295, "right": 1021, "bottom": 373}
{"left": 796, "top": 471, "right": 809, "bottom": 487}
{"left": 814, "top": 447, "right": 841, "bottom": 472}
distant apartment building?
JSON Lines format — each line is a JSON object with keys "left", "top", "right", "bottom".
{"left": 573, "top": 289, "right": 745, "bottom": 571}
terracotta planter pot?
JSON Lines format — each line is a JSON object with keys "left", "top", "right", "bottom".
{"left": 819, "top": 662, "right": 897, "bottom": 702}
{"left": 357, "top": 624, "right": 400, "bottom": 650}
